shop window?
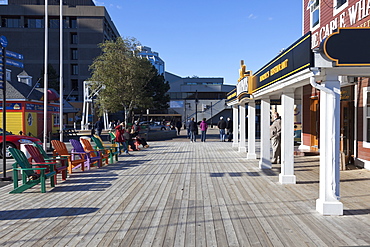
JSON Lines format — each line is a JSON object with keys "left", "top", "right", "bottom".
{"left": 363, "top": 87, "right": 370, "bottom": 148}
{"left": 309, "top": 0, "right": 320, "bottom": 29}
{"left": 53, "top": 113, "right": 60, "bottom": 127}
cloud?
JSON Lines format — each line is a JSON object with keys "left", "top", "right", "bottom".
{"left": 248, "top": 14, "right": 257, "bottom": 19}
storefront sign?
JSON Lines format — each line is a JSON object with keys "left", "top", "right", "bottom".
{"left": 252, "top": 32, "right": 313, "bottom": 93}
{"left": 321, "top": 27, "right": 370, "bottom": 66}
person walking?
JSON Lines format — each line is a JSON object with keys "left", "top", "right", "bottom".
{"left": 217, "top": 116, "right": 227, "bottom": 142}
{"left": 189, "top": 117, "right": 197, "bottom": 143}
{"left": 200, "top": 118, "right": 208, "bottom": 142}
{"left": 175, "top": 119, "right": 182, "bottom": 135}
{"left": 186, "top": 118, "right": 191, "bottom": 139}
{"left": 226, "top": 117, "right": 233, "bottom": 142}
{"left": 94, "top": 117, "right": 104, "bottom": 137}
{"left": 270, "top": 112, "right": 282, "bottom": 164}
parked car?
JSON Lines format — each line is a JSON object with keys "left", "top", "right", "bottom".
{"left": 0, "top": 129, "right": 42, "bottom": 158}
{"left": 148, "top": 123, "right": 170, "bottom": 131}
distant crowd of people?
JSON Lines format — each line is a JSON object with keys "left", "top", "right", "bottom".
{"left": 185, "top": 116, "right": 233, "bottom": 143}
{"left": 93, "top": 118, "right": 149, "bottom": 155}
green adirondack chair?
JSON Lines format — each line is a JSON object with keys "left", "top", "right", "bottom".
{"left": 108, "top": 132, "right": 125, "bottom": 154}
{"left": 9, "top": 148, "right": 56, "bottom": 193}
{"left": 91, "top": 136, "right": 118, "bottom": 164}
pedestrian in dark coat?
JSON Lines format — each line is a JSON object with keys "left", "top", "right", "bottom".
{"left": 94, "top": 117, "right": 104, "bottom": 137}
{"left": 217, "top": 116, "right": 227, "bottom": 141}
{"left": 226, "top": 117, "right": 233, "bottom": 142}
{"left": 189, "top": 117, "right": 197, "bottom": 143}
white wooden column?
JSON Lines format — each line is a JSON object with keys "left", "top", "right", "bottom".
{"left": 259, "top": 97, "right": 271, "bottom": 169}
{"left": 247, "top": 100, "right": 257, "bottom": 159}
{"left": 316, "top": 74, "right": 343, "bottom": 215}
{"left": 239, "top": 102, "right": 247, "bottom": 152}
{"left": 279, "top": 89, "right": 296, "bottom": 184}
{"left": 232, "top": 105, "right": 239, "bottom": 148}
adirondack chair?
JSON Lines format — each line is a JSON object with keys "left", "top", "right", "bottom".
{"left": 108, "top": 132, "right": 128, "bottom": 153}
{"left": 9, "top": 148, "right": 56, "bottom": 193}
{"left": 93, "top": 134, "right": 117, "bottom": 149}
{"left": 51, "top": 140, "right": 86, "bottom": 174}
{"left": 24, "top": 144, "right": 68, "bottom": 185}
{"left": 80, "top": 138, "right": 109, "bottom": 166}
{"left": 91, "top": 136, "right": 118, "bottom": 164}
{"left": 69, "top": 139, "right": 102, "bottom": 169}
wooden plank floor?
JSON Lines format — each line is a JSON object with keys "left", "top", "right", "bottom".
{"left": 0, "top": 139, "right": 370, "bottom": 246}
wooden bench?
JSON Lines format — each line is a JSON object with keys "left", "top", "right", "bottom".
{"left": 9, "top": 148, "right": 56, "bottom": 193}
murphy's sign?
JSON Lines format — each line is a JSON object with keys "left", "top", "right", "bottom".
{"left": 252, "top": 32, "right": 313, "bottom": 93}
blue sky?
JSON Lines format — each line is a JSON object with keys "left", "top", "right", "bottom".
{"left": 93, "top": 0, "right": 303, "bottom": 85}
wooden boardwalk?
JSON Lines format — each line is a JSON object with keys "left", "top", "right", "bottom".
{"left": 0, "top": 139, "right": 370, "bottom": 246}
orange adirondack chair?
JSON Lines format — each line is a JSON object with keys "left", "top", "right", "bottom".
{"left": 51, "top": 140, "right": 86, "bottom": 174}
{"left": 24, "top": 144, "right": 68, "bottom": 184}
{"left": 80, "top": 138, "right": 109, "bottom": 166}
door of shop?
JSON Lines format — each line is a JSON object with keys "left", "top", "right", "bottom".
{"left": 310, "top": 97, "right": 319, "bottom": 151}
{"left": 340, "top": 86, "right": 355, "bottom": 167}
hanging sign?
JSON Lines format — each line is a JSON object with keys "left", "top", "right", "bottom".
{"left": 321, "top": 27, "right": 370, "bottom": 66}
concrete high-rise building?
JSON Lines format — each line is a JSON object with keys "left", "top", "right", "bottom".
{"left": 0, "top": 0, "right": 120, "bottom": 101}
{"left": 137, "top": 46, "right": 165, "bottom": 75}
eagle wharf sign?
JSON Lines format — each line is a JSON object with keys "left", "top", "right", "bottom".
{"left": 251, "top": 32, "right": 313, "bottom": 93}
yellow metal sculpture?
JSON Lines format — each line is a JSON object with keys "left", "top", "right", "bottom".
{"left": 238, "top": 60, "right": 251, "bottom": 82}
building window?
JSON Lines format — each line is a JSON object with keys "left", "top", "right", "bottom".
{"left": 336, "top": 0, "right": 347, "bottom": 8}
{"left": 25, "top": 18, "right": 44, "bottom": 28}
{"left": 71, "top": 49, "right": 78, "bottom": 60}
{"left": 1, "top": 18, "right": 20, "bottom": 28}
{"left": 70, "top": 17, "right": 77, "bottom": 28}
{"left": 71, "top": 64, "right": 78, "bottom": 75}
{"left": 49, "top": 19, "right": 59, "bottom": 29}
{"left": 71, "top": 79, "right": 79, "bottom": 90}
{"left": 53, "top": 113, "right": 60, "bottom": 127}
{"left": 333, "top": 0, "right": 348, "bottom": 16}
{"left": 71, "top": 33, "right": 78, "bottom": 44}
{"left": 310, "top": 0, "right": 320, "bottom": 29}
{"left": 363, "top": 87, "right": 370, "bottom": 148}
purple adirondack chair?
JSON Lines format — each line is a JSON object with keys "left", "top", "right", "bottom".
{"left": 69, "top": 139, "right": 102, "bottom": 169}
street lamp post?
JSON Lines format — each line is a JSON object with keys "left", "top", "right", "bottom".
{"left": 195, "top": 90, "right": 198, "bottom": 123}
{"left": 210, "top": 101, "right": 213, "bottom": 128}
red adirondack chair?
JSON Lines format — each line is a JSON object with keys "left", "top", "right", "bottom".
{"left": 24, "top": 144, "right": 68, "bottom": 184}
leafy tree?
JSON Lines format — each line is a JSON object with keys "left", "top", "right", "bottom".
{"left": 89, "top": 37, "right": 168, "bottom": 124}
{"left": 39, "top": 64, "right": 59, "bottom": 91}
{"left": 141, "top": 69, "right": 170, "bottom": 111}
